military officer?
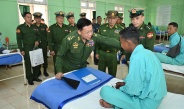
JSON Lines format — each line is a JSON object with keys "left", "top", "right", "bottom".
{"left": 66, "top": 12, "right": 77, "bottom": 33}
{"left": 80, "top": 12, "right": 86, "bottom": 18}
{"left": 47, "top": 11, "right": 69, "bottom": 74}
{"left": 33, "top": 12, "right": 49, "bottom": 77}
{"left": 117, "top": 15, "right": 126, "bottom": 28}
{"left": 122, "top": 8, "right": 156, "bottom": 63}
{"left": 55, "top": 18, "right": 121, "bottom": 79}
{"left": 95, "top": 10, "right": 124, "bottom": 77}
{"left": 16, "top": 12, "right": 42, "bottom": 85}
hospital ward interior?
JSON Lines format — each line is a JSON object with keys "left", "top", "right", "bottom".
{"left": 0, "top": 0, "right": 184, "bottom": 109}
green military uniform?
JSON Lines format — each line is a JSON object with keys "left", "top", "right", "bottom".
{"left": 47, "top": 11, "right": 69, "bottom": 74}
{"left": 33, "top": 12, "right": 49, "bottom": 76}
{"left": 16, "top": 23, "right": 40, "bottom": 81}
{"left": 55, "top": 30, "right": 121, "bottom": 73}
{"left": 125, "top": 8, "right": 156, "bottom": 61}
{"left": 96, "top": 11, "right": 124, "bottom": 77}
{"left": 66, "top": 12, "right": 77, "bottom": 33}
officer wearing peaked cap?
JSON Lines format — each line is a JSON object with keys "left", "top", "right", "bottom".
{"left": 80, "top": 12, "right": 86, "bottom": 18}
{"left": 47, "top": 11, "right": 69, "bottom": 74}
{"left": 33, "top": 12, "right": 49, "bottom": 77}
{"left": 122, "top": 8, "right": 156, "bottom": 64}
{"left": 96, "top": 10, "right": 125, "bottom": 77}
{"left": 66, "top": 12, "right": 77, "bottom": 33}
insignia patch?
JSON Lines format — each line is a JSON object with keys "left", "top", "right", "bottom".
{"left": 132, "top": 9, "right": 136, "bottom": 13}
{"left": 139, "top": 36, "right": 145, "bottom": 39}
{"left": 86, "top": 40, "right": 94, "bottom": 47}
{"left": 111, "top": 12, "right": 114, "bottom": 17}
{"left": 114, "top": 29, "right": 120, "bottom": 34}
{"left": 46, "top": 28, "right": 50, "bottom": 32}
{"left": 68, "top": 36, "right": 74, "bottom": 41}
{"left": 103, "top": 30, "right": 106, "bottom": 32}
{"left": 147, "top": 32, "right": 153, "bottom": 38}
{"left": 93, "top": 33, "right": 97, "bottom": 37}
{"left": 73, "top": 42, "right": 79, "bottom": 48}
{"left": 16, "top": 29, "right": 20, "bottom": 33}
{"left": 78, "top": 37, "right": 80, "bottom": 41}
{"left": 140, "top": 27, "right": 143, "bottom": 30}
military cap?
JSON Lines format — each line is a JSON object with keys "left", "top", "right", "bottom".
{"left": 33, "top": 12, "right": 42, "bottom": 17}
{"left": 54, "top": 11, "right": 65, "bottom": 17}
{"left": 66, "top": 12, "right": 74, "bottom": 19}
{"left": 128, "top": 8, "right": 144, "bottom": 18}
{"left": 80, "top": 12, "right": 86, "bottom": 17}
{"left": 105, "top": 10, "right": 118, "bottom": 18}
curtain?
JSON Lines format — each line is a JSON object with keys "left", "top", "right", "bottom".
{"left": 19, "top": 5, "right": 30, "bottom": 17}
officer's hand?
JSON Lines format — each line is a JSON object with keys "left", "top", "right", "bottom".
{"left": 35, "top": 41, "right": 39, "bottom": 46}
{"left": 115, "top": 82, "right": 126, "bottom": 89}
{"left": 120, "top": 55, "right": 125, "bottom": 61}
{"left": 50, "top": 51, "right": 55, "bottom": 56}
{"left": 96, "top": 54, "right": 99, "bottom": 59}
{"left": 21, "top": 51, "right": 25, "bottom": 56}
{"left": 55, "top": 72, "right": 64, "bottom": 80}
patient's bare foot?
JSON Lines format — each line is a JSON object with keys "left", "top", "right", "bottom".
{"left": 99, "top": 99, "right": 113, "bottom": 108}
{"left": 10, "top": 49, "right": 17, "bottom": 53}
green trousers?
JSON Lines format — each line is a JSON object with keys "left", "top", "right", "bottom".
{"left": 39, "top": 41, "right": 48, "bottom": 69}
{"left": 98, "top": 50, "right": 118, "bottom": 77}
{"left": 24, "top": 45, "right": 39, "bottom": 81}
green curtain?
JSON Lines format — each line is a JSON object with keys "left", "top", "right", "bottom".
{"left": 19, "top": 5, "right": 30, "bottom": 17}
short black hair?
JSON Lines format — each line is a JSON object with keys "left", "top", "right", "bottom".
{"left": 23, "top": 12, "right": 31, "bottom": 17}
{"left": 120, "top": 26, "right": 139, "bottom": 45}
{"left": 41, "top": 18, "right": 44, "bottom": 21}
{"left": 97, "top": 16, "right": 101, "bottom": 19}
{"left": 92, "top": 18, "right": 96, "bottom": 20}
{"left": 77, "top": 18, "right": 92, "bottom": 30}
{"left": 168, "top": 22, "right": 178, "bottom": 28}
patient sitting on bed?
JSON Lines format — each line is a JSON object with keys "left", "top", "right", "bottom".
{"left": 99, "top": 27, "right": 167, "bottom": 109}
{"left": 155, "top": 22, "right": 184, "bottom": 65}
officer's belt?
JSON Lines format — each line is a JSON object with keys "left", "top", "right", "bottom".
{"left": 101, "top": 49, "right": 117, "bottom": 53}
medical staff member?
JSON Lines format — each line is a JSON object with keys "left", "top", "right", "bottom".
{"left": 47, "top": 11, "right": 69, "bottom": 74}
{"left": 54, "top": 18, "right": 121, "bottom": 79}
{"left": 99, "top": 26, "right": 167, "bottom": 109}
{"left": 122, "top": 8, "right": 156, "bottom": 63}
{"left": 155, "top": 22, "right": 184, "bottom": 65}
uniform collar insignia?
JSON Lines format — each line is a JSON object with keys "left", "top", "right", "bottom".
{"left": 73, "top": 42, "right": 79, "bottom": 48}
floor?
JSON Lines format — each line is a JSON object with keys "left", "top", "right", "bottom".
{"left": 0, "top": 50, "right": 184, "bottom": 109}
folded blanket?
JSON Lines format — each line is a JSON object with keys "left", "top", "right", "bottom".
{"left": 0, "top": 53, "right": 22, "bottom": 65}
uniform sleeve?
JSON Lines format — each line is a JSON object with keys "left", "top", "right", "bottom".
{"left": 16, "top": 26, "right": 24, "bottom": 51}
{"left": 55, "top": 37, "right": 70, "bottom": 73}
{"left": 47, "top": 26, "right": 54, "bottom": 51}
{"left": 120, "top": 57, "right": 144, "bottom": 96}
{"left": 145, "top": 28, "right": 156, "bottom": 51}
{"left": 94, "top": 34, "right": 121, "bottom": 49}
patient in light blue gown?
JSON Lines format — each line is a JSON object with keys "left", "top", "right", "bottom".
{"left": 99, "top": 26, "right": 167, "bottom": 109}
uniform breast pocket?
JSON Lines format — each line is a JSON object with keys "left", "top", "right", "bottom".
{"left": 70, "top": 48, "right": 81, "bottom": 53}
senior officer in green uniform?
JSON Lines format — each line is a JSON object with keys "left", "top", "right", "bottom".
{"left": 95, "top": 10, "right": 124, "bottom": 77}
{"left": 121, "top": 8, "right": 156, "bottom": 63}
{"left": 66, "top": 12, "right": 77, "bottom": 33}
{"left": 47, "top": 11, "right": 69, "bottom": 74}
{"left": 33, "top": 12, "right": 49, "bottom": 77}
{"left": 55, "top": 18, "right": 121, "bottom": 79}
{"left": 16, "top": 12, "right": 42, "bottom": 85}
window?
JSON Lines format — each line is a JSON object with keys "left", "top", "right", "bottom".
{"left": 80, "top": 1, "right": 96, "bottom": 9}
{"left": 156, "top": 6, "right": 171, "bottom": 26}
{"left": 115, "top": 5, "right": 124, "bottom": 13}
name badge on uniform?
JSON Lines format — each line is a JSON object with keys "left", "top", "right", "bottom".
{"left": 103, "top": 30, "right": 106, "bottom": 32}
{"left": 139, "top": 36, "right": 145, "bottom": 39}
{"left": 65, "top": 29, "right": 69, "bottom": 32}
{"left": 41, "top": 28, "right": 45, "bottom": 31}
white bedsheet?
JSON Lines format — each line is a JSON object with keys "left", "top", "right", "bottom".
{"left": 162, "top": 63, "right": 184, "bottom": 74}
{"left": 56, "top": 78, "right": 184, "bottom": 109}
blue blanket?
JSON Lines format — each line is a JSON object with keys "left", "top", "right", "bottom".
{"left": 0, "top": 53, "right": 22, "bottom": 65}
{"left": 30, "top": 67, "right": 113, "bottom": 109}
{"left": 154, "top": 44, "right": 169, "bottom": 53}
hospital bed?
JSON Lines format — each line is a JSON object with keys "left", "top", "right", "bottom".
{"left": 30, "top": 67, "right": 184, "bottom": 109}
{"left": 0, "top": 52, "right": 27, "bottom": 84}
